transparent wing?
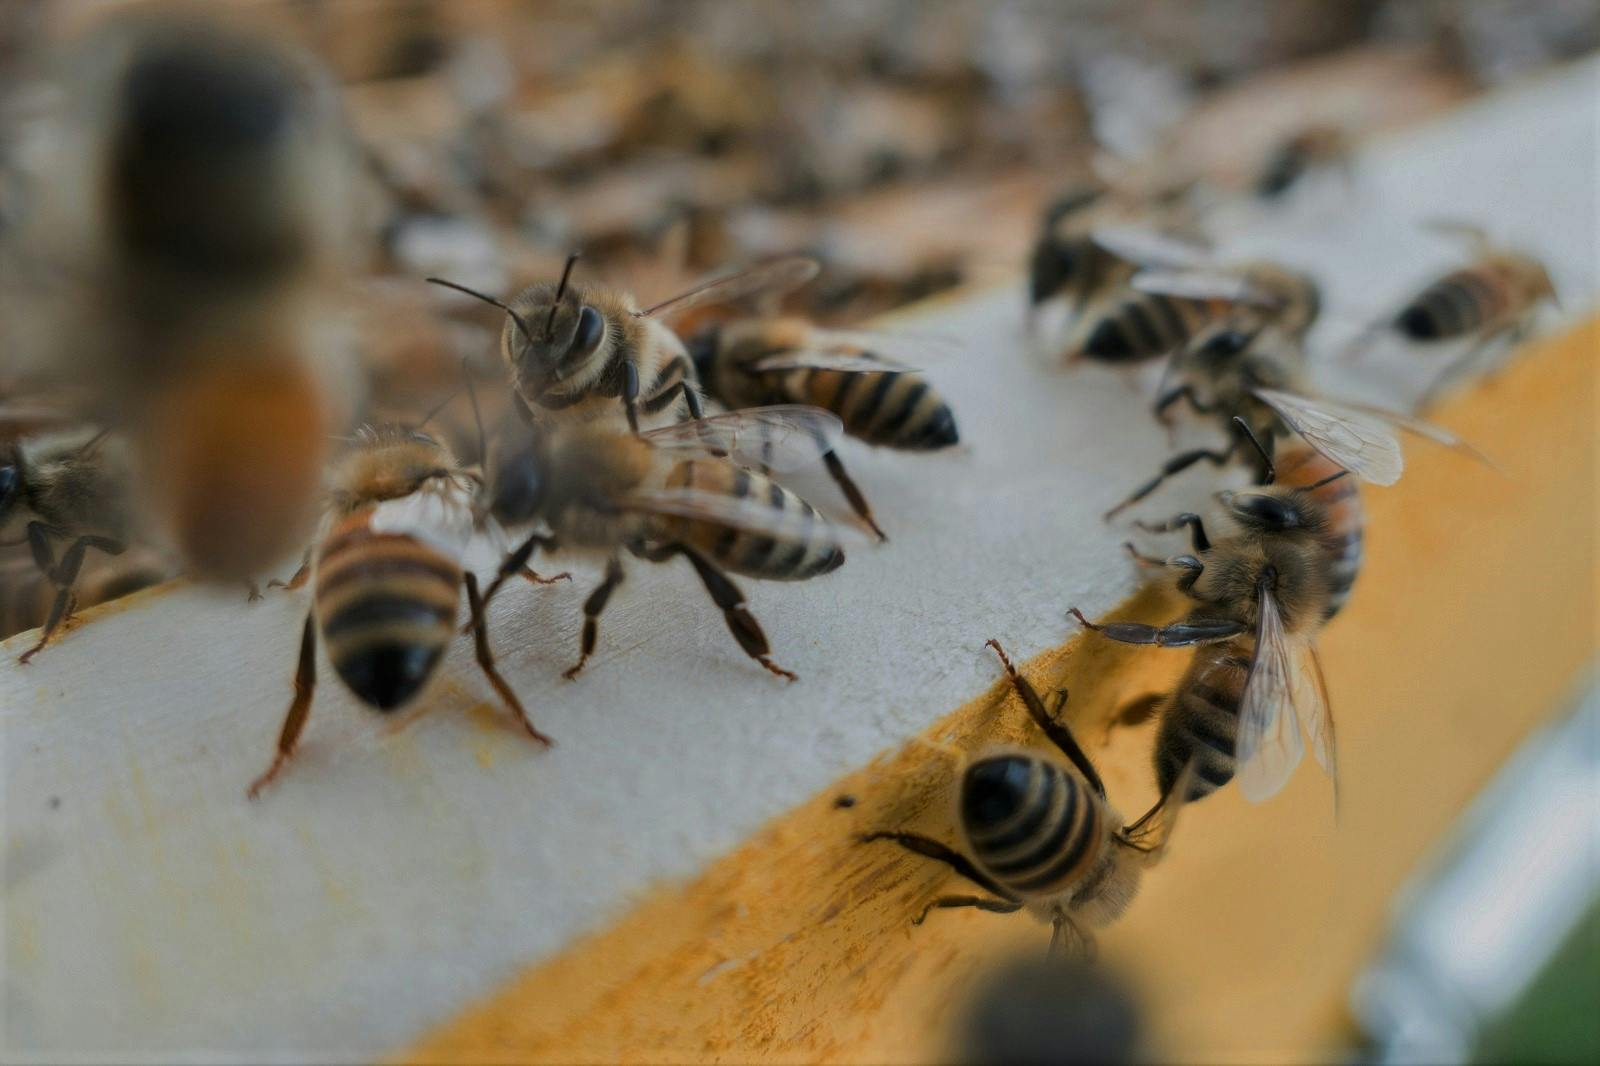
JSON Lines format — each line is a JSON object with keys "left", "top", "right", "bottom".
{"left": 1319, "top": 396, "right": 1495, "bottom": 469}
{"left": 1252, "top": 387, "right": 1404, "bottom": 485}
{"left": 1299, "top": 643, "right": 1338, "bottom": 781}
{"left": 1133, "top": 267, "right": 1283, "bottom": 309}
{"left": 1235, "top": 582, "right": 1306, "bottom": 803}
{"left": 640, "top": 406, "right": 845, "bottom": 473}
{"left": 636, "top": 256, "right": 821, "bottom": 320}
{"left": 1090, "top": 225, "right": 1213, "bottom": 270}
{"left": 747, "top": 348, "right": 921, "bottom": 375}
{"left": 619, "top": 487, "right": 863, "bottom": 545}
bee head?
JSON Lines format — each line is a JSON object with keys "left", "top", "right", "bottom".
{"left": 1218, "top": 488, "right": 1310, "bottom": 534}
{"left": 502, "top": 254, "right": 605, "bottom": 391}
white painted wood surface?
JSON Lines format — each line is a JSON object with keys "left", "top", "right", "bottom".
{"left": 2, "top": 60, "right": 1595, "bottom": 1063}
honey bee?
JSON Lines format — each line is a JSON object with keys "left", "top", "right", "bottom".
{"left": 1255, "top": 125, "right": 1352, "bottom": 200}
{"left": 429, "top": 255, "right": 820, "bottom": 435}
{"left": 1377, "top": 223, "right": 1558, "bottom": 404}
{"left": 476, "top": 407, "right": 853, "bottom": 682}
{"left": 30, "top": 10, "right": 353, "bottom": 584}
{"left": 1067, "top": 229, "right": 1321, "bottom": 368}
{"left": 246, "top": 425, "right": 545, "bottom": 798}
{"left": 0, "top": 427, "right": 137, "bottom": 663}
{"left": 860, "top": 640, "right": 1192, "bottom": 957}
{"left": 688, "top": 316, "right": 961, "bottom": 540}
{"left": 1071, "top": 453, "right": 1350, "bottom": 804}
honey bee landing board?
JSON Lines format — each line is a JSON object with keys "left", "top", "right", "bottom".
{"left": 2, "top": 59, "right": 1596, "bottom": 1064}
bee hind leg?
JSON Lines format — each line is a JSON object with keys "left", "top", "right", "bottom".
{"left": 677, "top": 546, "right": 797, "bottom": 680}
{"left": 247, "top": 612, "right": 318, "bottom": 799}
{"left": 857, "top": 830, "right": 1019, "bottom": 903}
{"left": 914, "top": 895, "right": 1024, "bottom": 925}
{"left": 823, "top": 450, "right": 887, "bottom": 542}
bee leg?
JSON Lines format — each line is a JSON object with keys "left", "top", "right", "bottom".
{"left": 676, "top": 546, "right": 797, "bottom": 680}
{"left": 823, "top": 450, "right": 888, "bottom": 542}
{"left": 913, "top": 895, "right": 1025, "bottom": 926}
{"left": 1153, "top": 383, "right": 1216, "bottom": 424}
{"left": 1132, "top": 512, "right": 1210, "bottom": 553}
{"left": 480, "top": 532, "right": 559, "bottom": 610}
{"left": 247, "top": 612, "right": 318, "bottom": 799}
{"left": 1049, "top": 913, "right": 1095, "bottom": 960}
{"left": 986, "top": 639, "right": 1105, "bottom": 798}
{"left": 464, "top": 572, "right": 552, "bottom": 746}
{"left": 1122, "top": 542, "right": 1167, "bottom": 568}
{"left": 678, "top": 379, "right": 706, "bottom": 421}
{"left": 856, "top": 830, "right": 1020, "bottom": 903}
{"left": 267, "top": 550, "right": 313, "bottom": 593}
{"left": 18, "top": 529, "right": 125, "bottom": 664}
{"left": 1103, "top": 442, "right": 1238, "bottom": 521}
{"left": 563, "top": 557, "right": 624, "bottom": 680}
{"left": 1067, "top": 607, "right": 1245, "bottom": 648}
{"left": 519, "top": 568, "right": 571, "bottom": 586}
{"left": 621, "top": 359, "right": 642, "bottom": 435}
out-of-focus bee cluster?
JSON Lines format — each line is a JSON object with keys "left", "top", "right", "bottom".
{"left": 0, "top": 0, "right": 1578, "bottom": 1004}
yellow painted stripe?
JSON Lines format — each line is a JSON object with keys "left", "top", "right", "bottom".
{"left": 403, "top": 319, "right": 1598, "bottom": 1064}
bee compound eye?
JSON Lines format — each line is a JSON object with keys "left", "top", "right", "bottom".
{"left": 573, "top": 306, "right": 605, "bottom": 355}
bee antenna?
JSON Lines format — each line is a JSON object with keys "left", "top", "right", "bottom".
{"left": 426, "top": 277, "right": 538, "bottom": 349}
{"left": 545, "top": 252, "right": 581, "bottom": 340}
{"left": 1304, "top": 469, "right": 1350, "bottom": 491}
{"left": 1231, "top": 416, "right": 1275, "bottom": 484}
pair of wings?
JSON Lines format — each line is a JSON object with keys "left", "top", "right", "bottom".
{"left": 1091, "top": 226, "right": 1292, "bottom": 311}
{"left": 620, "top": 405, "right": 872, "bottom": 544}
{"left": 1252, "top": 387, "right": 1487, "bottom": 487}
{"left": 1235, "top": 579, "right": 1337, "bottom": 803}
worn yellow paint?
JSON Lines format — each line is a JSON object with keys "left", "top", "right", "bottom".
{"left": 399, "top": 320, "right": 1591, "bottom": 1062}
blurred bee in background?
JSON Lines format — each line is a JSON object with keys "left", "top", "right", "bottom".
{"left": 477, "top": 407, "right": 853, "bottom": 682}
{"left": 430, "top": 255, "right": 820, "bottom": 435}
{"left": 860, "top": 640, "right": 1192, "bottom": 957}
{"left": 1025, "top": 177, "right": 1199, "bottom": 356}
{"left": 689, "top": 316, "right": 961, "bottom": 541}
{"left": 1067, "top": 228, "right": 1321, "bottom": 368}
{"left": 19, "top": 9, "right": 355, "bottom": 584}
{"left": 0, "top": 427, "right": 137, "bottom": 662}
{"left": 1364, "top": 222, "right": 1558, "bottom": 405}
{"left": 248, "top": 424, "right": 546, "bottom": 799}
{"left": 1254, "top": 124, "right": 1353, "bottom": 200}
{"left": 1072, "top": 435, "right": 1346, "bottom": 805}
{"left": 958, "top": 954, "right": 1146, "bottom": 1066}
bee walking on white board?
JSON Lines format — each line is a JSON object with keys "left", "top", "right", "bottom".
{"left": 475, "top": 406, "right": 857, "bottom": 682}
{"left": 428, "top": 254, "right": 820, "bottom": 435}
{"left": 247, "top": 425, "right": 546, "bottom": 798}
{"left": 860, "top": 640, "right": 1194, "bottom": 958}
{"left": 688, "top": 315, "right": 962, "bottom": 541}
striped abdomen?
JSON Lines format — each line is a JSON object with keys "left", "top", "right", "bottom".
{"left": 1395, "top": 266, "right": 1511, "bottom": 341}
{"left": 778, "top": 368, "right": 958, "bottom": 450}
{"left": 657, "top": 459, "right": 844, "bottom": 581}
{"left": 1155, "top": 644, "right": 1251, "bottom": 803}
{"left": 959, "top": 754, "right": 1105, "bottom": 900}
{"left": 1080, "top": 291, "right": 1217, "bottom": 364}
{"left": 1277, "top": 445, "right": 1364, "bottom": 620}
{"left": 313, "top": 512, "right": 461, "bottom": 711}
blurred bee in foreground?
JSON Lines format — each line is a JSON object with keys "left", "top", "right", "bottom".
{"left": 477, "top": 406, "right": 853, "bottom": 682}
{"left": 0, "top": 427, "right": 137, "bottom": 663}
{"left": 689, "top": 316, "right": 961, "bottom": 541}
{"left": 958, "top": 954, "right": 1145, "bottom": 1066}
{"left": 1073, "top": 440, "right": 1350, "bottom": 805}
{"left": 1067, "top": 228, "right": 1321, "bottom": 368}
{"left": 247, "top": 425, "right": 545, "bottom": 799}
{"left": 1255, "top": 125, "right": 1353, "bottom": 200}
{"left": 430, "top": 255, "right": 820, "bottom": 434}
{"left": 27, "top": 10, "right": 354, "bottom": 584}
{"left": 860, "top": 640, "right": 1192, "bottom": 957}
{"left": 1362, "top": 222, "right": 1558, "bottom": 405}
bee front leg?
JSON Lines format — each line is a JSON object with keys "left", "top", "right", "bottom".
{"left": 18, "top": 528, "right": 126, "bottom": 664}
{"left": 1067, "top": 607, "right": 1244, "bottom": 648}
{"left": 1103, "top": 442, "right": 1239, "bottom": 521}
{"left": 1132, "top": 512, "right": 1211, "bottom": 553}
{"left": 621, "top": 359, "right": 642, "bottom": 434}
{"left": 464, "top": 572, "right": 552, "bottom": 746}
